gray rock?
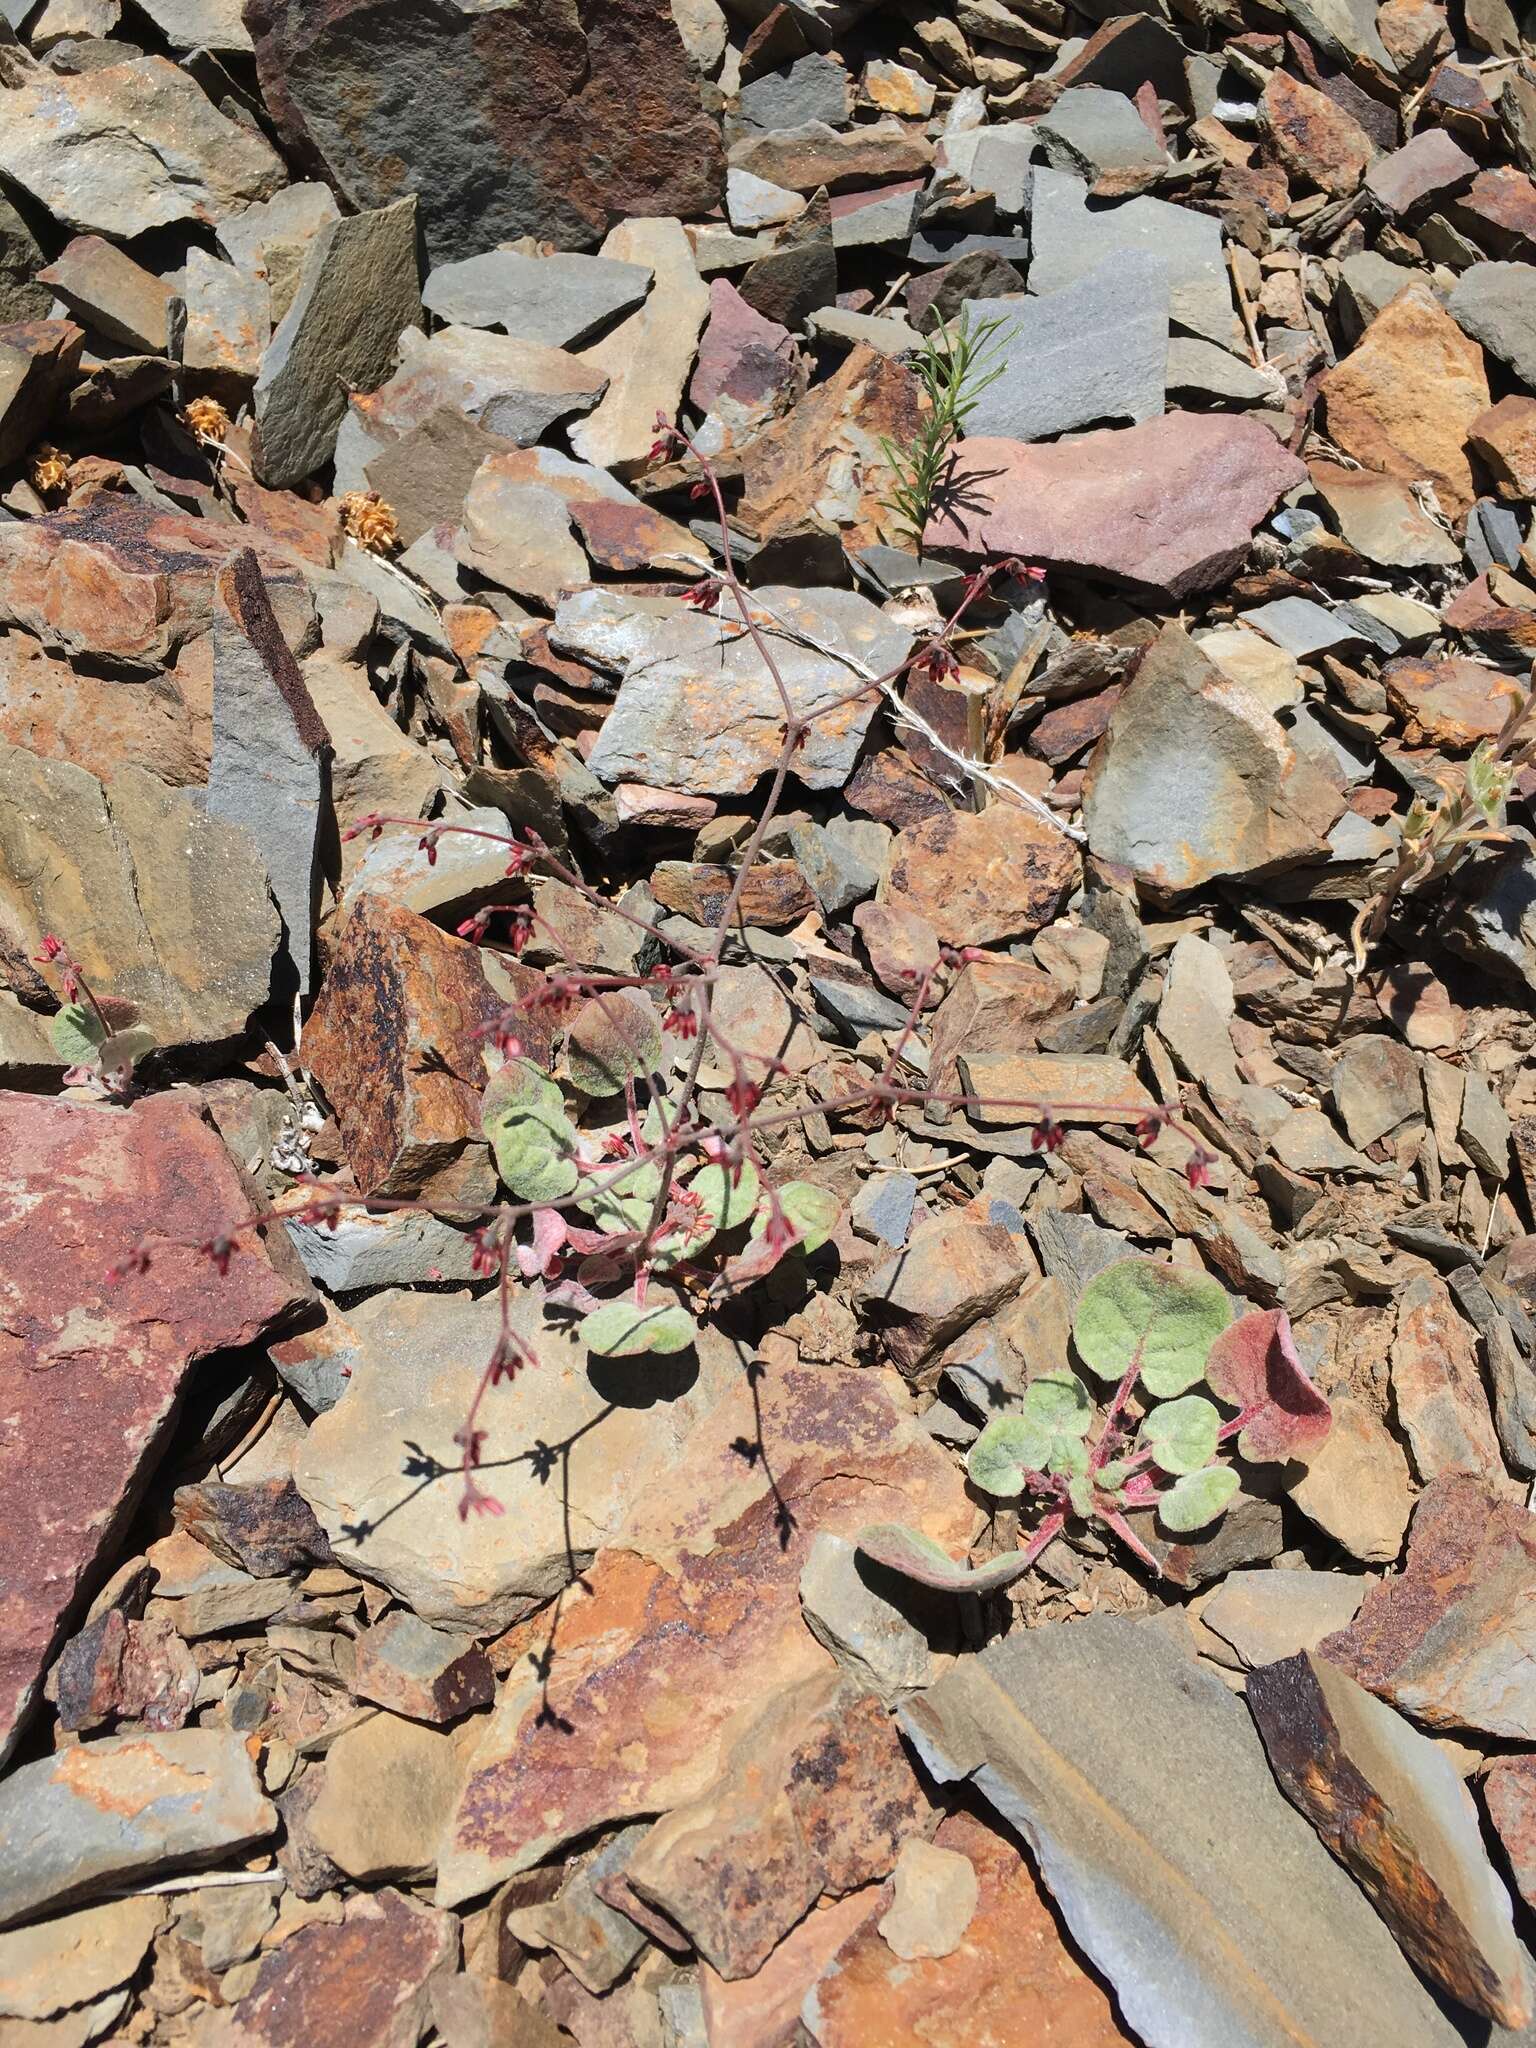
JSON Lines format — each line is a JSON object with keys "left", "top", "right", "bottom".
{"left": 36, "top": 235, "right": 172, "bottom": 353}
{"left": 253, "top": 195, "right": 422, "bottom": 488}
{"left": 740, "top": 187, "right": 838, "bottom": 325}
{"left": 0, "top": 197, "right": 50, "bottom": 324}
{"left": 0, "top": 56, "right": 283, "bottom": 238}
{"left": 963, "top": 253, "right": 1167, "bottom": 442}
{"left": 788, "top": 817, "right": 881, "bottom": 913}
{"left": 738, "top": 53, "right": 851, "bottom": 130}
{"left": 901, "top": 1616, "right": 1482, "bottom": 2048}
{"left": 1450, "top": 261, "right": 1536, "bottom": 388}
{"left": 0, "top": 1730, "right": 275, "bottom": 1930}
{"left": 508, "top": 1826, "right": 650, "bottom": 1993}
{"left": 183, "top": 248, "right": 269, "bottom": 384}
{"left": 283, "top": 1206, "right": 488, "bottom": 1291}
{"left": 1242, "top": 596, "right": 1361, "bottom": 658}
{"left": 1467, "top": 499, "right": 1525, "bottom": 576}
{"left": 1036, "top": 86, "right": 1167, "bottom": 181}
{"left": 810, "top": 973, "right": 913, "bottom": 1038}
{"left": 851, "top": 1171, "right": 919, "bottom": 1248}
{"left": 206, "top": 552, "right": 331, "bottom": 998}
{"left": 133, "top": 0, "right": 251, "bottom": 47}
{"left": 807, "top": 304, "right": 920, "bottom": 353}
{"left": 1028, "top": 1208, "right": 1129, "bottom": 1307}
{"left": 1336, "top": 250, "right": 1418, "bottom": 340}
{"left": 1442, "top": 840, "right": 1536, "bottom": 993}
{"left": 1330, "top": 1034, "right": 1422, "bottom": 1147}
{"left": 939, "top": 121, "right": 1035, "bottom": 217}
{"left": 909, "top": 227, "right": 1030, "bottom": 268}
{"left": 798, "top": 1532, "right": 935, "bottom": 1704}
{"left": 1276, "top": 0, "right": 1395, "bottom": 76}
{"left": 586, "top": 585, "right": 911, "bottom": 794}
{"left": 1029, "top": 166, "right": 1238, "bottom": 349}
{"left": 421, "top": 248, "right": 653, "bottom": 347}
{"left": 1199, "top": 1568, "right": 1365, "bottom": 1669}
{"left": 352, "top": 322, "right": 608, "bottom": 455}
{"left": 364, "top": 405, "right": 517, "bottom": 549}
{"left": 216, "top": 180, "right": 339, "bottom": 328}
{"left": 828, "top": 182, "right": 922, "bottom": 249}
{"left": 1461, "top": 1069, "right": 1511, "bottom": 1178}
{"left": 1167, "top": 334, "right": 1281, "bottom": 402}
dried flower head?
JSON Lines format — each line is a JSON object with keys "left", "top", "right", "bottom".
{"left": 27, "top": 444, "right": 70, "bottom": 499}
{"left": 340, "top": 489, "right": 401, "bottom": 554}
{"left": 182, "top": 396, "right": 231, "bottom": 443}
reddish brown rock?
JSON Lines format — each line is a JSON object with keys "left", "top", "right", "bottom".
{"left": 206, "top": 1888, "right": 456, "bottom": 2048}
{"left": 1248, "top": 1652, "right": 1528, "bottom": 2028}
{"left": 173, "top": 1477, "right": 332, "bottom": 1578}
{"left": 852, "top": 900, "right": 942, "bottom": 1006}
{"left": 0, "top": 626, "right": 208, "bottom": 787}
{"left": 729, "top": 124, "right": 932, "bottom": 195}
{"left": 805, "top": 1808, "right": 1136, "bottom": 2047}
{"left": 1442, "top": 569, "right": 1536, "bottom": 662}
{"left": 924, "top": 415, "right": 1306, "bottom": 599}
{"left": 0, "top": 318, "right": 84, "bottom": 466}
{"left": 622, "top": 1671, "right": 929, "bottom": 1978}
{"left": 246, "top": 0, "right": 723, "bottom": 266}
{"left": 1028, "top": 686, "right": 1123, "bottom": 765}
{"left": 651, "top": 859, "right": 816, "bottom": 929}
{"left": 438, "top": 1363, "right": 971, "bottom": 1904}
{"left": 0, "top": 495, "right": 312, "bottom": 671}
{"left": 689, "top": 276, "right": 805, "bottom": 443}
{"left": 1322, "top": 288, "right": 1489, "bottom": 518}
{"left": 880, "top": 801, "right": 1079, "bottom": 948}
{"left": 1468, "top": 395, "right": 1536, "bottom": 499}
{"left": 1384, "top": 656, "right": 1512, "bottom": 747}
{"left": 1263, "top": 69, "right": 1375, "bottom": 196}
{"left": 1320, "top": 1474, "right": 1536, "bottom": 1737}
{"left": 1484, "top": 1756, "right": 1536, "bottom": 1913}
{"left": 927, "top": 955, "right": 1067, "bottom": 1095}
{"left": 300, "top": 895, "right": 548, "bottom": 1201}
{"left": 702, "top": 1891, "right": 882, "bottom": 2048}
{"left": 352, "top": 1610, "right": 495, "bottom": 1725}
{"left": 861, "top": 1212, "right": 1031, "bottom": 1372}
{"left": 1456, "top": 166, "right": 1536, "bottom": 257}
{"left": 0, "top": 1090, "right": 311, "bottom": 1765}
{"left": 1365, "top": 129, "right": 1478, "bottom": 217}
{"left": 845, "top": 746, "right": 950, "bottom": 829}
{"left": 50, "top": 1607, "right": 198, "bottom": 1736}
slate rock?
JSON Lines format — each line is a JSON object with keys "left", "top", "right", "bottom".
{"left": 0, "top": 1895, "right": 166, "bottom": 2022}
{"left": 729, "top": 119, "right": 932, "bottom": 195}
{"left": 877, "top": 1837, "right": 979, "bottom": 1961}
{"left": 1392, "top": 1270, "right": 1503, "bottom": 1483}
{"left": 1452, "top": 262, "right": 1536, "bottom": 390}
{"left": 0, "top": 743, "right": 281, "bottom": 1054}
{"left": 906, "top": 248, "right": 1024, "bottom": 332}
{"left": 282, "top": 1206, "right": 486, "bottom": 1293}
{"left": 0, "top": 197, "right": 50, "bottom": 324}
{"left": 0, "top": 57, "right": 283, "bottom": 237}
{"left": 512, "top": 1825, "right": 650, "bottom": 1994}
{"left": 1036, "top": 84, "right": 1168, "bottom": 185}
{"left": 422, "top": 248, "right": 653, "bottom": 346}
{"left": 0, "top": 1731, "right": 274, "bottom": 1929}
{"left": 1485, "top": 1757, "right": 1536, "bottom": 1915}
{"left": 1321, "top": 1474, "right": 1536, "bottom": 1737}
{"left": 740, "top": 184, "right": 838, "bottom": 328}
{"left": 926, "top": 416, "right": 1305, "bottom": 600}
{"left": 961, "top": 253, "right": 1168, "bottom": 442}
{"left": 174, "top": 1476, "right": 331, "bottom": 1578}
{"left": 363, "top": 406, "right": 518, "bottom": 550}
{"left": 352, "top": 1610, "right": 494, "bottom": 1724}
{"left": 1262, "top": 68, "right": 1375, "bottom": 197}
{"left": 206, "top": 552, "right": 331, "bottom": 998}
{"left": 1309, "top": 460, "right": 1461, "bottom": 569}
{"left": 293, "top": 1287, "right": 735, "bottom": 1631}
{"left": 253, "top": 196, "right": 422, "bottom": 487}
{"left": 1028, "top": 166, "right": 1238, "bottom": 348}
{"left": 880, "top": 800, "right": 1079, "bottom": 947}
{"left": 739, "top": 51, "right": 851, "bottom": 129}
{"left": 1331, "top": 1033, "right": 1422, "bottom": 1146}
{"left": 901, "top": 1615, "right": 1488, "bottom": 2048}
{"left": 1249, "top": 1651, "right": 1528, "bottom": 2027}
{"left": 798, "top": 1532, "right": 935, "bottom": 1704}
{"left": 586, "top": 585, "right": 909, "bottom": 794}
{"left": 0, "top": 317, "right": 84, "bottom": 467}
{"left": 1367, "top": 127, "right": 1479, "bottom": 215}
{"left": 306, "top": 1712, "right": 461, "bottom": 1880}
{"left": 1081, "top": 624, "right": 1343, "bottom": 894}
{"left": 36, "top": 234, "right": 174, "bottom": 353}
{"left": 456, "top": 443, "right": 698, "bottom": 602}
{"left": 570, "top": 215, "right": 709, "bottom": 475}
{"left": 247, "top": 0, "right": 723, "bottom": 265}
{"left": 861, "top": 1212, "right": 1030, "bottom": 1371}
{"left": 1200, "top": 1569, "right": 1364, "bottom": 1669}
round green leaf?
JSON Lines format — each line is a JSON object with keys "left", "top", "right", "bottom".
{"left": 49, "top": 1002, "right": 106, "bottom": 1064}
{"left": 566, "top": 990, "right": 663, "bottom": 1097}
{"left": 750, "top": 1180, "right": 841, "bottom": 1255}
{"left": 580, "top": 1297, "right": 699, "bottom": 1357}
{"left": 1157, "top": 1464, "right": 1240, "bottom": 1533}
{"left": 1073, "top": 1256, "right": 1231, "bottom": 1398}
{"left": 966, "top": 1413, "right": 1051, "bottom": 1498}
{"left": 584, "top": 1160, "right": 663, "bottom": 1235}
{"left": 482, "top": 1059, "right": 571, "bottom": 1142}
{"left": 97, "top": 1026, "right": 157, "bottom": 1072}
{"left": 1138, "top": 1394, "right": 1221, "bottom": 1476}
{"left": 1020, "top": 1370, "right": 1093, "bottom": 1441}
{"left": 490, "top": 1113, "right": 579, "bottom": 1205}
{"left": 690, "top": 1158, "right": 761, "bottom": 1235}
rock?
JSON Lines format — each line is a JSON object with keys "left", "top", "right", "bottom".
{"left": 740, "top": 184, "right": 838, "bottom": 328}
{"left": 1320, "top": 1473, "right": 1536, "bottom": 1737}
{"left": 1330, "top": 1034, "right": 1423, "bottom": 1150}
{"left": 0, "top": 318, "right": 84, "bottom": 467}
{"left": 1248, "top": 1651, "right": 1528, "bottom": 2027}
{"left": 247, "top": 0, "right": 722, "bottom": 265}
{"left": 283, "top": 1204, "right": 487, "bottom": 1292}
{"left": 739, "top": 51, "right": 850, "bottom": 129}
{"left": 1451, "top": 260, "right": 1536, "bottom": 388}
{"left": 0, "top": 57, "right": 283, "bottom": 237}
{"left": 511, "top": 1825, "right": 650, "bottom": 1994}
{"left": 345, "top": 324, "right": 608, "bottom": 470}
{"left": 1485, "top": 1757, "right": 1536, "bottom": 1914}
{"left": 0, "top": 1091, "right": 309, "bottom": 1763}
{"left": 586, "top": 585, "right": 910, "bottom": 794}
{"left": 422, "top": 248, "right": 653, "bottom": 346}
{"left": 569, "top": 217, "right": 710, "bottom": 476}
{"left": 876, "top": 1837, "right": 979, "bottom": 1962}
{"left": 1384, "top": 656, "right": 1511, "bottom": 747}
{"left": 201, "top": 1889, "right": 455, "bottom": 2048}
{"left": 305, "top": 1712, "right": 462, "bottom": 1880}
{"left": 1166, "top": 335, "right": 1281, "bottom": 404}
{"left": 1308, "top": 462, "right": 1460, "bottom": 569}
{"left": 728, "top": 167, "right": 808, "bottom": 230}
{"left": 730, "top": 119, "right": 931, "bottom": 195}
{"left": 1081, "top": 625, "right": 1343, "bottom": 895}
{"left": 1262, "top": 68, "right": 1375, "bottom": 196}
{"left": 926, "top": 417, "right": 1306, "bottom": 600}
{"left": 174, "top": 1477, "right": 331, "bottom": 1577}
{"left": 1321, "top": 287, "right": 1489, "bottom": 517}
{"left": 1391, "top": 1271, "right": 1503, "bottom": 1483}
{"left": 437, "top": 1361, "right": 970, "bottom": 1902}
{"left": 294, "top": 1287, "right": 734, "bottom": 1631}
{"left": 1159, "top": 933, "right": 1244, "bottom": 1097}
{"left": 961, "top": 254, "right": 1166, "bottom": 443}
{"left": 654, "top": 858, "right": 816, "bottom": 927}
{"left": 863, "top": 57, "right": 935, "bottom": 117}
{"left": 1461, "top": 1068, "right": 1511, "bottom": 1177}
{"left": 362, "top": 407, "right": 519, "bottom": 550}
{"left": 352, "top": 1611, "right": 494, "bottom": 1724}
{"left": 253, "top": 196, "right": 422, "bottom": 487}
{"left": 700, "top": 1892, "right": 881, "bottom": 2048}
{"left": 1468, "top": 396, "right": 1536, "bottom": 499}
{"left": 621, "top": 1670, "right": 928, "bottom": 1978}
{"left": 184, "top": 247, "right": 271, "bottom": 387}
{"left": 902, "top": 1615, "right": 1485, "bottom": 2048}
{"left": 206, "top": 552, "right": 330, "bottom": 999}
{"left": 1199, "top": 1569, "right": 1365, "bottom": 1668}
{"left": 36, "top": 236, "right": 173, "bottom": 354}
{"left": 0, "top": 744, "right": 281, "bottom": 1054}
{"left": 798, "top": 1532, "right": 935, "bottom": 1703}
{"left": 806, "top": 1807, "right": 1131, "bottom": 2046}
{"left": 218, "top": 181, "right": 339, "bottom": 327}
{"left": 906, "top": 248, "right": 1024, "bottom": 332}
{"left": 861, "top": 1211, "right": 1029, "bottom": 1371}
{"left": 0, "top": 197, "right": 50, "bottom": 325}
{"left": 134, "top": 0, "right": 250, "bottom": 47}
{"left": 0, "top": 1895, "right": 166, "bottom": 2021}
{"left": 1037, "top": 84, "right": 1167, "bottom": 187}
{"left": 879, "top": 801, "right": 1079, "bottom": 947}
{"left": 456, "top": 443, "right": 697, "bottom": 601}
{"left": 299, "top": 896, "right": 529, "bottom": 1201}
{"left": 0, "top": 1731, "right": 274, "bottom": 1929}
{"left": 1366, "top": 127, "right": 1478, "bottom": 215}
{"left": 1028, "top": 166, "right": 1238, "bottom": 349}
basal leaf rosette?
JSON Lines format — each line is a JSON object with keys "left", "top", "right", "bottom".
{"left": 1073, "top": 1256, "right": 1231, "bottom": 1398}
{"left": 966, "top": 1371, "right": 1092, "bottom": 1500}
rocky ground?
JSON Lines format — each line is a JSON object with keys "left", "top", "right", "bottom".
{"left": 7, "top": 0, "right": 1536, "bottom": 2042}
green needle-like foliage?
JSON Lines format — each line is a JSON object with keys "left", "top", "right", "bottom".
{"left": 878, "top": 312, "right": 1014, "bottom": 546}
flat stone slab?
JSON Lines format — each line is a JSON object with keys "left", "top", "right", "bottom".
{"left": 1028, "top": 166, "right": 1239, "bottom": 347}
{"left": 422, "top": 248, "right": 653, "bottom": 346}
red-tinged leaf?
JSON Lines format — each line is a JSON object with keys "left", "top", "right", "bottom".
{"left": 1204, "top": 1308, "right": 1332, "bottom": 1463}
{"left": 1098, "top": 1504, "right": 1164, "bottom": 1575}
{"left": 713, "top": 1229, "right": 793, "bottom": 1296}
{"left": 544, "top": 1277, "right": 604, "bottom": 1315}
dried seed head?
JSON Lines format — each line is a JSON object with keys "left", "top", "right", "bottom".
{"left": 182, "top": 396, "right": 231, "bottom": 442}
{"left": 340, "top": 488, "right": 401, "bottom": 554}
{"left": 27, "top": 443, "right": 70, "bottom": 499}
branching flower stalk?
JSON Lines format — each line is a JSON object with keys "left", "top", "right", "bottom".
{"left": 68, "top": 423, "right": 1224, "bottom": 1547}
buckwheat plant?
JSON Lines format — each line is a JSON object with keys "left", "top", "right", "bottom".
{"left": 92, "top": 424, "right": 1218, "bottom": 1531}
